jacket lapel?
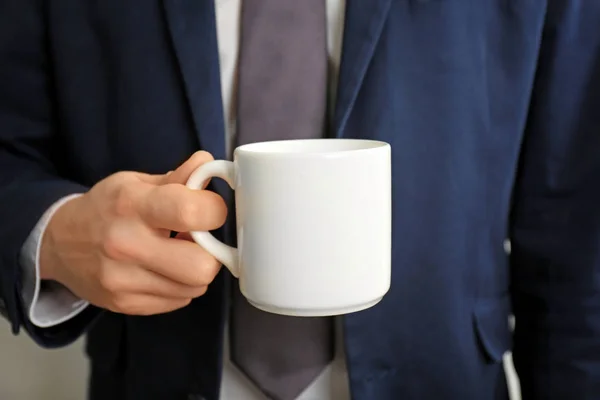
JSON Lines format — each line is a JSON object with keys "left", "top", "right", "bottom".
{"left": 162, "top": 0, "right": 392, "bottom": 151}
{"left": 334, "top": 0, "right": 392, "bottom": 137}
{"left": 162, "top": 0, "right": 392, "bottom": 149}
{"left": 162, "top": 0, "right": 227, "bottom": 161}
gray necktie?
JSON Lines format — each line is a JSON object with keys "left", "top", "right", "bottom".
{"left": 230, "top": 1, "right": 334, "bottom": 400}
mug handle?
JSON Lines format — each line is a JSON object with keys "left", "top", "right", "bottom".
{"left": 185, "top": 160, "right": 240, "bottom": 278}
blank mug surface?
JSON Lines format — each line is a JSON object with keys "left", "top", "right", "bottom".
{"left": 187, "top": 138, "right": 392, "bottom": 316}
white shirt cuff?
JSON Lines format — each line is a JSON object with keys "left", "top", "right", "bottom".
{"left": 19, "top": 194, "right": 90, "bottom": 328}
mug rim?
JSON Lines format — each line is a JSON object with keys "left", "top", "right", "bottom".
{"left": 234, "top": 138, "right": 389, "bottom": 158}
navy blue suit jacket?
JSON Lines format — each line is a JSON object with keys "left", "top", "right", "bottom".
{"left": 2, "top": 1, "right": 600, "bottom": 399}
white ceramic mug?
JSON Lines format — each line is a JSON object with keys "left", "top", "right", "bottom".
{"left": 186, "top": 138, "right": 391, "bottom": 316}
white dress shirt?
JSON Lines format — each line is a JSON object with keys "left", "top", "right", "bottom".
{"left": 20, "top": 1, "right": 349, "bottom": 399}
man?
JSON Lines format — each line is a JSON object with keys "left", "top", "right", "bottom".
{"left": 1, "top": 0, "right": 600, "bottom": 399}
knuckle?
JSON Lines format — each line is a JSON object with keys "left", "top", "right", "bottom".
{"left": 196, "top": 257, "right": 221, "bottom": 285}
{"left": 184, "top": 266, "right": 210, "bottom": 287}
{"left": 211, "top": 193, "right": 228, "bottom": 227}
{"left": 161, "top": 299, "right": 192, "bottom": 314}
{"left": 187, "top": 272, "right": 207, "bottom": 288}
{"left": 192, "top": 286, "right": 208, "bottom": 298}
{"left": 179, "top": 298, "right": 193, "bottom": 309}
{"left": 112, "top": 295, "right": 139, "bottom": 315}
{"left": 169, "top": 299, "right": 192, "bottom": 313}
{"left": 110, "top": 294, "right": 129, "bottom": 313}
{"left": 176, "top": 201, "right": 200, "bottom": 228}
{"left": 112, "top": 183, "right": 137, "bottom": 217}
{"left": 174, "top": 187, "right": 228, "bottom": 231}
{"left": 101, "top": 226, "right": 128, "bottom": 260}
{"left": 101, "top": 230, "right": 123, "bottom": 260}
{"left": 98, "top": 268, "right": 123, "bottom": 293}
{"left": 101, "top": 224, "right": 142, "bottom": 261}
{"left": 207, "top": 256, "right": 222, "bottom": 274}
{"left": 111, "top": 171, "right": 134, "bottom": 181}
{"left": 198, "top": 191, "right": 228, "bottom": 229}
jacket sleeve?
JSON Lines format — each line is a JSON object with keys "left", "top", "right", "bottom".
{"left": 510, "top": 2, "right": 600, "bottom": 398}
{"left": 0, "top": 0, "right": 99, "bottom": 347}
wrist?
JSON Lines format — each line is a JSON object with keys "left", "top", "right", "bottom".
{"left": 39, "top": 195, "right": 85, "bottom": 281}
{"left": 39, "top": 230, "right": 58, "bottom": 281}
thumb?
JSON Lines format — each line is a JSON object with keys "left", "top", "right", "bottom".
{"left": 165, "top": 150, "right": 215, "bottom": 187}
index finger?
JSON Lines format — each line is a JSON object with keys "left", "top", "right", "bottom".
{"left": 137, "top": 183, "right": 228, "bottom": 232}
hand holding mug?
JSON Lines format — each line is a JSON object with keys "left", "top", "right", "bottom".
{"left": 40, "top": 151, "right": 226, "bottom": 316}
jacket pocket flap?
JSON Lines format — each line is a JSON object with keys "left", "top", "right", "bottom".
{"left": 473, "top": 295, "right": 513, "bottom": 363}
